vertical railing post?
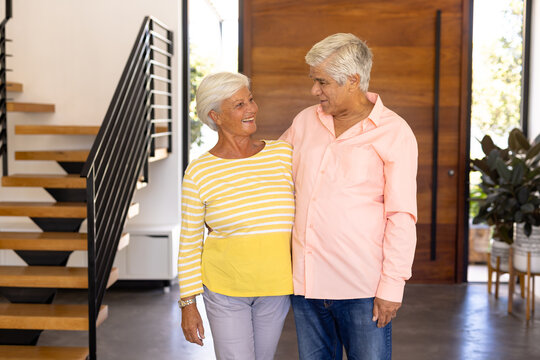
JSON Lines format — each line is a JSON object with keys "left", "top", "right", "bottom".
{"left": 149, "top": 20, "right": 156, "bottom": 158}
{"left": 167, "top": 28, "right": 173, "bottom": 153}
{"left": 0, "top": 20, "right": 8, "bottom": 176}
{"left": 86, "top": 168, "right": 97, "bottom": 360}
{"left": 6, "top": 0, "right": 12, "bottom": 20}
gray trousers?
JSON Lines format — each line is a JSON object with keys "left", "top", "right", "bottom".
{"left": 202, "top": 286, "right": 291, "bottom": 360}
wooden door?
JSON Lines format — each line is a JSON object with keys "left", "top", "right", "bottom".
{"left": 242, "top": 0, "right": 471, "bottom": 282}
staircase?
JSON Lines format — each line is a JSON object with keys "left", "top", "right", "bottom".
{"left": 0, "top": 12, "right": 173, "bottom": 360}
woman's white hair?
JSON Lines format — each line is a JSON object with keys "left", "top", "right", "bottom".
{"left": 195, "top": 72, "right": 250, "bottom": 131}
{"left": 305, "top": 33, "right": 373, "bottom": 92}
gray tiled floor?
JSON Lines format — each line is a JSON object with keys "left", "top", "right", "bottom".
{"left": 36, "top": 283, "right": 540, "bottom": 360}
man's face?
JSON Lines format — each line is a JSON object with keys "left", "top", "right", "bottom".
{"left": 309, "top": 65, "right": 349, "bottom": 116}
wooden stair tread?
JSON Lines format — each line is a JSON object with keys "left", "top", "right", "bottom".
{"left": 6, "top": 82, "right": 23, "bottom": 93}
{"left": 15, "top": 125, "right": 100, "bottom": 135}
{"left": 0, "top": 232, "right": 129, "bottom": 251}
{"left": 0, "top": 232, "right": 87, "bottom": 250}
{"left": 7, "top": 102, "right": 55, "bottom": 113}
{"left": 15, "top": 150, "right": 89, "bottom": 162}
{"left": 14, "top": 124, "right": 168, "bottom": 135}
{"left": 148, "top": 148, "right": 169, "bottom": 162}
{"left": 0, "top": 202, "right": 86, "bottom": 218}
{"left": 0, "top": 266, "right": 119, "bottom": 289}
{"left": 0, "top": 345, "right": 88, "bottom": 360}
{"left": 0, "top": 303, "right": 108, "bottom": 330}
{"left": 2, "top": 174, "right": 86, "bottom": 188}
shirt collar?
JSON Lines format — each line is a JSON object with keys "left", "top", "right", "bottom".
{"left": 316, "top": 92, "right": 384, "bottom": 137}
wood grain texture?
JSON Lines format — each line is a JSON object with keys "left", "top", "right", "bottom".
{"left": 0, "top": 232, "right": 87, "bottom": 251}
{"left": 6, "top": 82, "right": 23, "bottom": 92}
{"left": 15, "top": 125, "right": 100, "bottom": 135}
{"left": 0, "top": 202, "right": 86, "bottom": 218}
{"left": 15, "top": 150, "right": 89, "bottom": 162}
{"left": 0, "top": 345, "right": 88, "bottom": 360}
{"left": 243, "top": 0, "right": 470, "bottom": 283}
{"left": 6, "top": 102, "right": 55, "bottom": 113}
{"left": 0, "top": 266, "right": 118, "bottom": 289}
{"left": 0, "top": 304, "right": 107, "bottom": 330}
{"left": 2, "top": 174, "right": 86, "bottom": 188}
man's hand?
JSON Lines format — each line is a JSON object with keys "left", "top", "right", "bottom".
{"left": 181, "top": 304, "right": 205, "bottom": 346}
{"left": 372, "top": 297, "right": 401, "bottom": 328}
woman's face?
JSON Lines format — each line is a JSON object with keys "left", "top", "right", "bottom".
{"left": 212, "top": 86, "right": 258, "bottom": 137}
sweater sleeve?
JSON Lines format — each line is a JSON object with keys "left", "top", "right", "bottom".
{"left": 177, "top": 172, "right": 205, "bottom": 298}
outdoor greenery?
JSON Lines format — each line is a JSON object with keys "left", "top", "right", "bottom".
{"left": 189, "top": 48, "right": 213, "bottom": 147}
{"left": 472, "top": 129, "right": 540, "bottom": 244}
{"left": 471, "top": 0, "right": 523, "bottom": 139}
{"left": 469, "top": 0, "right": 524, "bottom": 224}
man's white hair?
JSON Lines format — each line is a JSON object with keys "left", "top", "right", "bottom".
{"left": 305, "top": 33, "right": 373, "bottom": 92}
{"left": 196, "top": 72, "right": 250, "bottom": 131}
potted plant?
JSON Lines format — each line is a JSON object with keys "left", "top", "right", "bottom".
{"left": 472, "top": 128, "right": 540, "bottom": 272}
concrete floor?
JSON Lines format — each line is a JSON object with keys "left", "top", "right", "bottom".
{"left": 35, "top": 283, "right": 540, "bottom": 360}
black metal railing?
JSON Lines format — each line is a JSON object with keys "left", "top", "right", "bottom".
{"left": 81, "top": 16, "right": 173, "bottom": 360}
{"left": 0, "top": 0, "right": 12, "bottom": 176}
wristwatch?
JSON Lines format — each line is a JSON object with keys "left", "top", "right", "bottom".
{"left": 178, "top": 298, "right": 196, "bottom": 308}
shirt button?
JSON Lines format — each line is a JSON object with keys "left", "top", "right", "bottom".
{"left": 320, "top": 170, "right": 325, "bottom": 174}
{"left": 312, "top": 197, "right": 317, "bottom": 202}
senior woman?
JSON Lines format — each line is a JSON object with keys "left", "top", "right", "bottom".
{"left": 178, "top": 72, "right": 294, "bottom": 360}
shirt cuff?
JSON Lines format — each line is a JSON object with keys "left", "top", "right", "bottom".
{"left": 375, "top": 277, "right": 405, "bottom": 303}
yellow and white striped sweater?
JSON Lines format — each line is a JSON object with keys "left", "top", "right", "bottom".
{"left": 178, "top": 140, "right": 294, "bottom": 298}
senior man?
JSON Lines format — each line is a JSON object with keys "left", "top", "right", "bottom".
{"left": 280, "top": 33, "right": 418, "bottom": 359}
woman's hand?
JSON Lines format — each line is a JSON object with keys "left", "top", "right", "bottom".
{"left": 181, "top": 303, "right": 205, "bottom": 346}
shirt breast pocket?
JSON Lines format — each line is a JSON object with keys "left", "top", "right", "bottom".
{"left": 340, "top": 145, "right": 378, "bottom": 185}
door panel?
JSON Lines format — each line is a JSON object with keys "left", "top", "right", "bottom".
{"left": 242, "top": 0, "right": 471, "bottom": 282}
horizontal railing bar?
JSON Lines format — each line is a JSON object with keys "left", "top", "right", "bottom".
{"left": 149, "top": 16, "right": 172, "bottom": 32}
{"left": 150, "top": 45, "right": 172, "bottom": 58}
{"left": 150, "top": 30, "right": 172, "bottom": 45}
{"left": 151, "top": 131, "right": 172, "bottom": 138}
{"left": 150, "top": 89, "right": 172, "bottom": 97}
{"left": 151, "top": 118, "right": 172, "bottom": 123}
{"left": 149, "top": 59, "right": 171, "bottom": 71}
{"left": 151, "top": 104, "right": 172, "bottom": 110}
{"left": 150, "top": 74, "right": 171, "bottom": 84}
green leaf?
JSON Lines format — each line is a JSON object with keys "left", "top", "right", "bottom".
{"left": 514, "top": 211, "right": 523, "bottom": 222}
{"left": 495, "top": 158, "right": 511, "bottom": 183}
{"left": 520, "top": 203, "right": 535, "bottom": 213}
{"left": 508, "top": 131, "right": 520, "bottom": 152}
{"left": 510, "top": 162, "right": 525, "bottom": 185}
{"left": 510, "top": 128, "right": 531, "bottom": 151}
{"left": 480, "top": 135, "right": 499, "bottom": 156}
{"left": 487, "top": 149, "right": 500, "bottom": 170}
{"left": 526, "top": 142, "right": 540, "bottom": 160}
{"left": 517, "top": 187, "right": 530, "bottom": 204}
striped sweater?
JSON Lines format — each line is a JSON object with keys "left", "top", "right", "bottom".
{"left": 178, "top": 140, "right": 294, "bottom": 298}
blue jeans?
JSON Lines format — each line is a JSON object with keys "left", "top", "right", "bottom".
{"left": 291, "top": 295, "right": 392, "bottom": 360}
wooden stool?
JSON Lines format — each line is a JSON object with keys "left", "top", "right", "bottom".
{"left": 508, "top": 248, "right": 538, "bottom": 320}
{"left": 487, "top": 252, "right": 524, "bottom": 299}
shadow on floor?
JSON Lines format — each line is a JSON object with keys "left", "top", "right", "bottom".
{"left": 32, "top": 283, "right": 540, "bottom": 360}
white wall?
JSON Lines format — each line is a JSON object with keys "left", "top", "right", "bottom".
{"left": 0, "top": 0, "right": 182, "bottom": 230}
{"left": 529, "top": 0, "right": 540, "bottom": 139}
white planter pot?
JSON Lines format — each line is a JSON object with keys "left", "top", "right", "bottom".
{"left": 513, "top": 223, "right": 540, "bottom": 249}
{"left": 513, "top": 224, "right": 540, "bottom": 273}
{"left": 490, "top": 239, "right": 510, "bottom": 272}
{"left": 512, "top": 245, "right": 540, "bottom": 273}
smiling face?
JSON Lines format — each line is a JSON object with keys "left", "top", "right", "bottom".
{"left": 211, "top": 86, "right": 259, "bottom": 137}
{"left": 309, "top": 64, "right": 351, "bottom": 116}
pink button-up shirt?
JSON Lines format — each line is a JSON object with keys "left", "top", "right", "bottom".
{"left": 280, "top": 92, "right": 417, "bottom": 302}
